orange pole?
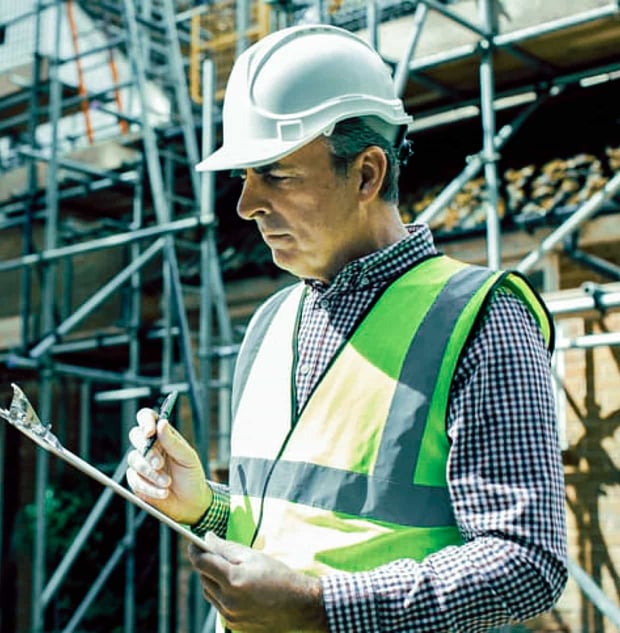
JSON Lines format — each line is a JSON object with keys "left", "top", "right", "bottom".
{"left": 190, "top": 13, "right": 203, "bottom": 104}
{"left": 107, "top": 48, "right": 129, "bottom": 134}
{"left": 66, "top": 0, "right": 94, "bottom": 143}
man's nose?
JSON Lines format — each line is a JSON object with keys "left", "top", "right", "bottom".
{"left": 236, "top": 178, "right": 268, "bottom": 220}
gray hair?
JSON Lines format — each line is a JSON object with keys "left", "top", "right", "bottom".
{"left": 324, "top": 117, "right": 401, "bottom": 204}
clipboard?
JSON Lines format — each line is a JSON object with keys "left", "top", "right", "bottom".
{"left": 0, "top": 383, "right": 208, "bottom": 550}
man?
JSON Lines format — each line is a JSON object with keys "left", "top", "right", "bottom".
{"left": 126, "top": 24, "right": 567, "bottom": 632}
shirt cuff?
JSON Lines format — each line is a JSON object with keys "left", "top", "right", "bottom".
{"left": 321, "top": 571, "right": 379, "bottom": 633}
{"left": 190, "top": 481, "right": 230, "bottom": 538}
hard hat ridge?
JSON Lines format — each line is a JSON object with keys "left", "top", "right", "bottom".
{"left": 197, "top": 24, "right": 413, "bottom": 172}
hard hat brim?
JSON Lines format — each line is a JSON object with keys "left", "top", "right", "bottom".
{"left": 195, "top": 138, "right": 307, "bottom": 172}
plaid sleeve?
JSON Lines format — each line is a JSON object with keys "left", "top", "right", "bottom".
{"left": 189, "top": 480, "right": 230, "bottom": 538}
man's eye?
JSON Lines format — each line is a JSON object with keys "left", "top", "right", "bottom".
{"left": 264, "top": 173, "right": 288, "bottom": 182}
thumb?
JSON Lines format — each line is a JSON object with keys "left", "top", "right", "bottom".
{"left": 203, "top": 531, "right": 248, "bottom": 562}
{"left": 156, "top": 419, "right": 199, "bottom": 468}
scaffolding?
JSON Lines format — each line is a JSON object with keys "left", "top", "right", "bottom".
{"left": 0, "top": 0, "right": 619, "bottom": 632}
{"left": 0, "top": 1, "right": 239, "bottom": 631}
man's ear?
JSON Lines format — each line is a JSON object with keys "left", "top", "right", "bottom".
{"left": 357, "top": 146, "right": 387, "bottom": 201}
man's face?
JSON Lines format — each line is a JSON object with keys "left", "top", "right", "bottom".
{"left": 236, "top": 137, "right": 371, "bottom": 283}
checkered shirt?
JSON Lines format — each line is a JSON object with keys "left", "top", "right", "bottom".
{"left": 192, "top": 223, "right": 567, "bottom": 632}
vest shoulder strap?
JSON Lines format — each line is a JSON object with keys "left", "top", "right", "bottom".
{"left": 232, "top": 282, "right": 303, "bottom": 419}
{"left": 500, "top": 271, "right": 555, "bottom": 350}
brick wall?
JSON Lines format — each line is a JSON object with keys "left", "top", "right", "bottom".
{"left": 521, "top": 235, "right": 620, "bottom": 633}
{"left": 547, "top": 307, "right": 620, "bottom": 633}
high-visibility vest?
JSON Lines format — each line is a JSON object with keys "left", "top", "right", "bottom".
{"left": 221, "top": 255, "right": 552, "bottom": 630}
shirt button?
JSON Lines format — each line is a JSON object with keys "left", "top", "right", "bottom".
{"left": 299, "top": 363, "right": 311, "bottom": 375}
{"left": 360, "top": 276, "right": 370, "bottom": 287}
{"left": 320, "top": 299, "right": 330, "bottom": 309}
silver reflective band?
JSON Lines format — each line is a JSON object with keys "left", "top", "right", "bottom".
{"left": 230, "top": 455, "right": 456, "bottom": 528}
{"left": 374, "top": 265, "right": 496, "bottom": 482}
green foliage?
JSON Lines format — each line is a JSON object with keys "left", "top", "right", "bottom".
{"left": 15, "top": 474, "right": 160, "bottom": 632}
{"left": 15, "top": 485, "right": 90, "bottom": 556}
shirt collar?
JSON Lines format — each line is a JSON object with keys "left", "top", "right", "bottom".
{"left": 304, "top": 223, "right": 438, "bottom": 295}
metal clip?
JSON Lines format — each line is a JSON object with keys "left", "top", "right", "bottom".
{"left": 0, "top": 383, "right": 62, "bottom": 449}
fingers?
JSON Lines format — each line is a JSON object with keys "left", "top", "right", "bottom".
{"left": 197, "top": 575, "right": 238, "bottom": 631}
{"left": 127, "top": 442, "right": 169, "bottom": 479}
{"left": 126, "top": 433, "right": 171, "bottom": 500}
{"left": 188, "top": 538, "right": 236, "bottom": 581}
{"left": 194, "top": 563, "right": 224, "bottom": 605}
{"left": 128, "top": 408, "right": 159, "bottom": 455}
{"left": 128, "top": 426, "right": 151, "bottom": 455}
{"left": 190, "top": 533, "right": 241, "bottom": 563}
{"left": 187, "top": 535, "right": 251, "bottom": 596}
{"left": 126, "top": 466, "right": 170, "bottom": 500}
{"left": 198, "top": 575, "right": 242, "bottom": 633}
{"left": 137, "top": 407, "right": 158, "bottom": 437}
{"left": 202, "top": 532, "right": 246, "bottom": 563}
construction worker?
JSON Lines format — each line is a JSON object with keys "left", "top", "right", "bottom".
{"left": 126, "top": 24, "right": 567, "bottom": 632}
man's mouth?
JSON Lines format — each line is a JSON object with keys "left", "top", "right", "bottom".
{"left": 261, "top": 229, "right": 291, "bottom": 242}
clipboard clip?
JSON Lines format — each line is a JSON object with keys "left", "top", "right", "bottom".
{"left": 0, "top": 383, "right": 62, "bottom": 450}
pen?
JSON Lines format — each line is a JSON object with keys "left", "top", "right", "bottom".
{"left": 143, "top": 390, "right": 179, "bottom": 457}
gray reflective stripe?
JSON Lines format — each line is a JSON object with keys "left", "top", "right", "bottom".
{"left": 374, "top": 265, "right": 496, "bottom": 482}
{"left": 229, "top": 455, "right": 455, "bottom": 527}
{"left": 231, "top": 284, "right": 298, "bottom": 419}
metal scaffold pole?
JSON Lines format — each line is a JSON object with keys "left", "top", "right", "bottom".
{"left": 31, "top": 1, "right": 63, "bottom": 629}
{"left": 199, "top": 58, "right": 234, "bottom": 473}
{"left": 478, "top": 0, "right": 501, "bottom": 269}
{"left": 366, "top": 0, "right": 380, "bottom": 51}
{"left": 393, "top": 1, "right": 428, "bottom": 98}
{"left": 21, "top": 0, "right": 45, "bottom": 352}
{"left": 517, "top": 169, "right": 620, "bottom": 274}
{"left": 0, "top": 416, "right": 4, "bottom": 632}
{"left": 198, "top": 59, "right": 219, "bottom": 633}
{"left": 120, "top": 0, "right": 205, "bottom": 431}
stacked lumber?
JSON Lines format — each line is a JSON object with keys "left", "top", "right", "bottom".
{"left": 403, "top": 145, "right": 620, "bottom": 234}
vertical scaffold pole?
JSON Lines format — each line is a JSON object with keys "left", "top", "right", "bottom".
{"left": 236, "top": 0, "right": 250, "bottom": 58}
{"left": 32, "top": 2, "right": 63, "bottom": 630}
{"left": 120, "top": 0, "right": 205, "bottom": 430}
{"left": 194, "top": 55, "right": 216, "bottom": 633}
{"left": 393, "top": 2, "right": 429, "bottom": 98}
{"left": 22, "top": 0, "right": 45, "bottom": 351}
{"left": 479, "top": 0, "right": 501, "bottom": 270}
{"left": 366, "top": 0, "right": 380, "bottom": 51}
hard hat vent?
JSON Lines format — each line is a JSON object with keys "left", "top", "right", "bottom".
{"left": 277, "top": 120, "right": 304, "bottom": 141}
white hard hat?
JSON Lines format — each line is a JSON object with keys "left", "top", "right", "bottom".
{"left": 196, "top": 24, "right": 412, "bottom": 172}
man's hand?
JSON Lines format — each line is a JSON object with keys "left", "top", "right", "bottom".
{"left": 126, "top": 408, "right": 211, "bottom": 524}
{"left": 188, "top": 533, "right": 328, "bottom": 633}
